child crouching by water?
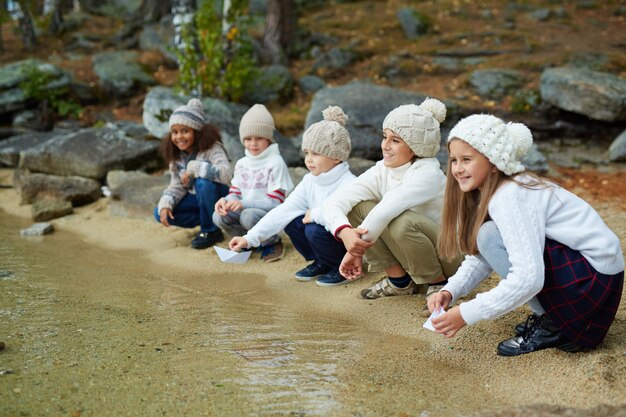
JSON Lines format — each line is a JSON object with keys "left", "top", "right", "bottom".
{"left": 229, "top": 106, "right": 355, "bottom": 286}
{"left": 429, "top": 114, "right": 624, "bottom": 356}
{"left": 323, "top": 98, "right": 461, "bottom": 310}
{"left": 213, "top": 104, "right": 294, "bottom": 262}
{"left": 154, "top": 99, "right": 232, "bottom": 249}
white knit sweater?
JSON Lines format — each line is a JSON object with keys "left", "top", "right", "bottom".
{"left": 444, "top": 175, "right": 625, "bottom": 326}
{"left": 322, "top": 158, "right": 446, "bottom": 242}
{"left": 244, "top": 162, "right": 355, "bottom": 248}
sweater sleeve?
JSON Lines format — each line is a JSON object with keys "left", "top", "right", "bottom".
{"left": 458, "top": 184, "right": 546, "bottom": 325}
{"left": 359, "top": 164, "right": 444, "bottom": 242}
{"left": 157, "top": 162, "right": 187, "bottom": 212}
{"left": 322, "top": 167, "right": 381, "bottom": 237}
{"left": 192, "top": 145, "right": 233, "bottom": 185}
{"left": 244, "top": 180, "right": 309, "bottom": 247}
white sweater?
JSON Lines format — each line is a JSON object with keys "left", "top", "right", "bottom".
{"left": 243, "top": 162, "right": 356, "bottom": 248}
{"left": 444, "top": 175, "right": 625, "bottom": 326}
{"left": 322, "top": 158, "right": 446, "bottom": 242}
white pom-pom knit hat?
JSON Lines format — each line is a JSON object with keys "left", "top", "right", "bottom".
{"left": 382, "top": 97, "right": 447, "bottom": 158}
{"left": 301, "top": 106, "right": 352, "bottom": 161}
{"left": 169, "top": 98, "right": 206, "bottom": 130}
{"left": 447, "top": 114, "right": 533, "bottom": 176}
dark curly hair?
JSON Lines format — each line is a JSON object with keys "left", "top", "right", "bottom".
{"left": 160, "top": 123, "right": 223, "bottom": 164}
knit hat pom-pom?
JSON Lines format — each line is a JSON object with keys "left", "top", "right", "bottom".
{"left": 187, "top": 98, "right": 203, "bottom": 113}
{"left": 506, "top": 122, "right": 533, "bottom": 156}
{"left": 322, "top": 106, "right": 348, "bottom": 127}
{"left": 419, "top": 98, "right": 446, "bottom": 123}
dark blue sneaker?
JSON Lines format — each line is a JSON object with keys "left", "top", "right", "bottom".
{"left": 315, "top": 270, "right": 347, "bottom": 287}
{"left": 294, "top": 261, "right": 330, "bottom": 282}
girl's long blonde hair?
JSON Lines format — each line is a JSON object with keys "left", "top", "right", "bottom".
{"left": 438, "top": 139, "right": 552, "bottom": 260}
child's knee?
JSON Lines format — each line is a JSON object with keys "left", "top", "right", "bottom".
{"left": 240, "top": 209, "right": 264, "bottom": 230}
{"left": 477, "top": 221, "right": 501, "bottom": 252}
{"left": 153, "top": 207, "right": 160, "bottom": 222}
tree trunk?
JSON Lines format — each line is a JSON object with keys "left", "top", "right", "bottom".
{"left": 138, "top": 0, "right": 172, "bottom": 23}
{"left": 263, "top": 0, "right": 296, "bottom": 65}
{"left": 171, "top": 0, "right": 196, "bottom": 52}
{"left": 13, "top": 1, "right": 38, "bottom": 50}
{"left": 0, "top": 0, "right": 6, "bottom": 52}
{"left": 47, "top": 0, "right": 64, "bottom": 34}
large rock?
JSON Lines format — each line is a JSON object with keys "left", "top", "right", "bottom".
{"left": 540, "top": 67, "right": 626, "bottom": 121}
{"left": 92, "top": 51, "right": 156, "bottom": 98}
{"left": 0, "top": 59, "right": 70, "bottom": 115}
{"left": 142, "top": 86, "right": 248, "bottom": 141}
{"left": 19, "top": 127, "right": 160, "bottom": 180}
{"left": 305, "top": 81, "right": 431, "bottom": 160}
{"left": 242, "top": 65, "right": 294, "bottom": 105}
{"left": 470, "top": 69, "right": 525, "bottom": 99}
{"left": 609, "top": 129, "right": 626, "bottom": 162}
{"left": 14, "top": 170, "right": 101, "bottom": 205}
{"left": 139, "top": 17, "right": 177, "bottom": 65}
{"left": 106, "top": 170, "right": 169, "bottom": 219}
{"left": 0, "top": 130, "right": 62, "bottom": 167}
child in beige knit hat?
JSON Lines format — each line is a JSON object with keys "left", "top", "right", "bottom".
{"left": 322, "top": 98, "right": 461, "bottom": 310}
{"left": 229, "top": 106, "right": 356, "bottom": 283}
{"left": 213, "top": 103, "right": 294, "bottom": 262}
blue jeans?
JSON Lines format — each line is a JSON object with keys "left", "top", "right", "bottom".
{"left": 477, "top": 221, "right": 546, "bottom": 315}
{"left": 284, "top": 215, "right": 346, "bottom": 270}
{"left": 153, "top": 178, "right": 228, "bottom": 233}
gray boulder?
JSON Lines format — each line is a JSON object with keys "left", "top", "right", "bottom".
{"left": 19, "top": 127, "right": 160, "bottom": 180}
{"left": 139, "top": 17, "right": 177, "bottom": 65}
{"left": 14, "top": 170, "right": 101, "bottom": 205}
{"left": 312, "top": 47, "right": 359, "bottom": 75}
{"left": 20, "top": 222, "right": 54, "bottom": 237}
{"left": 540, "top": 67, "right": 626, "bottom": 121}
{"left": 242, "top": 65, "right": 294, "bottom": 105}
{"left": 0, "top": 131, "right": 61, "bottom": 167}
{"left": 92, "top": 51, "right": 156, "bottom": 98}
{"left": 0, "top": 59, "right": 70, "bottom": 115}
{"left": 298, "top": 75, "right": 326, "bottom": 95}
{"left": 106, "top": 170, "right": 169, "bottom": 219}
{"left": 396, "top": 7, "right": 430, "bottom": 39}
{"left": 609, "top": 130, "right": 626, "bottom": 162}
{"left": 142, "top": 86, "right": 248, "bottom": 141}
{"left": 470, "top": 69, "right": 525, "bottom": 99}
{"left": 305, "top": 81, "right": 430, "bottom": 160}
{"left": 32, "top": 198, "right": 73, "bottom": 222}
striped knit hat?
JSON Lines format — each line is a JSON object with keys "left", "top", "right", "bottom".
{"left": 169, "top": 98, "right": 205, "bottom": 130}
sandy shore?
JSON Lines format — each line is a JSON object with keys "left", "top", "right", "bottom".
{"left": 1, "top": 166, "right": 625, "bottom": 416}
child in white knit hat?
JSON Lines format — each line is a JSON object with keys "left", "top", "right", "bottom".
{"left": 213, "top": 103, "right": 294, "bottom": 262}
{"left": 429, "top": 114, "right": 624, "bottom": 356}
{"left": 229, "top": 106, "right": 356, "bottom": 283}
{"left": 322, "top": 98, "right": 461, "bottom": 298}
{"left": 154, "top": 98, "right": 233, "bottom": 249}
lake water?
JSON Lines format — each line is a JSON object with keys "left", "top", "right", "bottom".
{"left": 0, "top": 210, "right": 492, "bottom": 417}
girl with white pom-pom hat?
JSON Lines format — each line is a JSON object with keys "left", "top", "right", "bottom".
{"left": 322, "top": 98, "right": 462, "bottom": 298}
{"left": 429, "top": 114, "right": 624, "bottom": 357}
{"left": 229, "top": 106, "right": 356, "bottom": 283}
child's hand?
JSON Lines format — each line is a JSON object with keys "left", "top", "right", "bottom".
{"left": 159, "top": 208, "right": 174, "bottom": 226}
{"left": 181, "top": 172, "right": 191, "bottom": 187}
{"left": 229, "top": 236, "right": 249, "bottom": 252}
{"left": 431, "top": 306, "right": 466, "bottom": 338}
{"left": 302, "top": 210, "right": 312, "bottom": 224}
{"left": 215, "top": 198, "right": 229, "bottom": 216}
{"left": 339, "top": 252, "right": 364, "bottom": 280}
{"left": 338, "top": 227, "right": 373, "bottom": 256}
{"left": 225, "top": 200, "right": 243, "bottom": 213}
{"left": 427, "top": 290, "right": 453, "bottom": 313}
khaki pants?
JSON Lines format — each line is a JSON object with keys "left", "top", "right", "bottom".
{"left": 347, "top": 201, "right": 461, "bottom": 284}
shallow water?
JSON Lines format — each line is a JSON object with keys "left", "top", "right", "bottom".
{"left": 0, "top": 211, "right": 493, "bottom": 417}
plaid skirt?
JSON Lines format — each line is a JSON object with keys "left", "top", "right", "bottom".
{"left": 537, "top": 238, "right": 624, "bottom": 348}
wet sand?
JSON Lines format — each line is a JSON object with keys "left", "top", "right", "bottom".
{"left": 1, "top": 169, "right": 625, "bottom": 416}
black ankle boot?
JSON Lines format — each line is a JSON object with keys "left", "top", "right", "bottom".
{"left": 497, "top": 315, "right": 567, "bottom": 356}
